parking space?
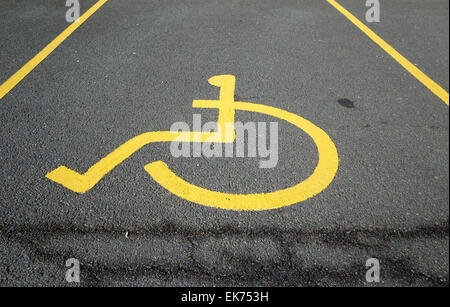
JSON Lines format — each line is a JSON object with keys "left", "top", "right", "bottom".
{"left": 0, "top": 0, "right": 448, "bottom": 286}
{"left": 338, "top": 0, "right": 449, "bottom": 93}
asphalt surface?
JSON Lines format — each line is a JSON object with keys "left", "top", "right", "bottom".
{"left": 0, "top": 0, "right": 448, "bottom": 286}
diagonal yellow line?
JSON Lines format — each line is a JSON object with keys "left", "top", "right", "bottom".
{"left": 0, "top": 0, "right": 109, "bottom": 102}
{"left": 327, "top": 0, "right": 449, "bottom": 106}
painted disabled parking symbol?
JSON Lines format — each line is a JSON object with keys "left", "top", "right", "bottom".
{"left": 46, "top": 75, "right": 339, "bottom": 210}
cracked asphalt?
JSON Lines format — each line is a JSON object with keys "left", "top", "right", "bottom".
{"left": 0, "top": 0, "right": 448, "bottom": 286}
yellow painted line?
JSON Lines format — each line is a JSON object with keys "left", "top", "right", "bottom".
{"left": 327, "top": 0, "right": 449, "bottom": 106}
{"left": 0, "top": 0, "right": 109, "bottom": 102}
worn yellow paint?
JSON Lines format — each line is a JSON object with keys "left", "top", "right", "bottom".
{"left": 0, "top": 0, "right": 109, "bottom": 102}
{"left": 47, "top": 75, "right": 339, "bottom": 210}
{"left": 327, "top": 0, "right": 449, "bottom": 106}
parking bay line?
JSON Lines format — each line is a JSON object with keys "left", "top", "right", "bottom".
{"left": 327, "top": 0, "right": 449, "bottom": 106}
{"left": 1, "top": 0, "right": 446, "bottom": 107}
{"left": 0, "top": 0, "right": 109, "bottom": 103}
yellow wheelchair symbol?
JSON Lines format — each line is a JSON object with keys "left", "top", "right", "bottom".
{"left": 46, "top": 75, "right": 338, "bottom": 211}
